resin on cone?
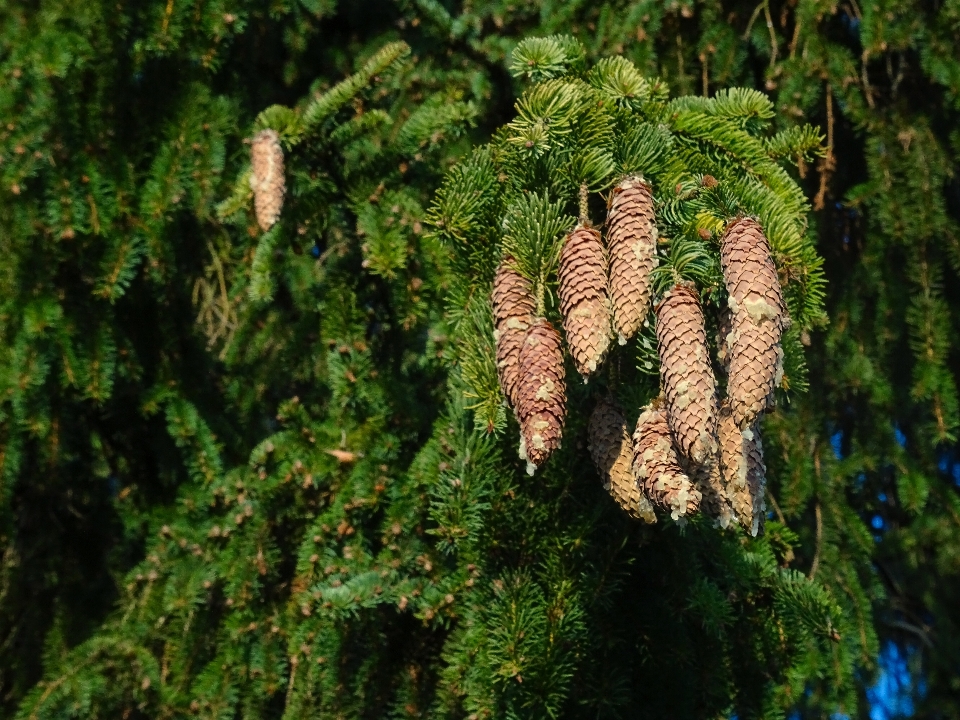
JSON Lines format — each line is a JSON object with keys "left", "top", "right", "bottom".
{"left": 492, "top": 260, "right": 535, "bottom": 408}
{"left": 655, "top": 283, "right": 719, "bottom": 470}
{"left": 589, "top": 398, "right": 656, "bottom": 523}
{"left": 632, "top": 406, "right": 702, "bottom": 520}
{"left": 516, "top": 318, "right": 566, "bottom": 473}
{"left": 558, "top": 226, "right": 612, "bottom": 378}
{"left": 718, "top": 401, "right": 767, "bottom": 536}
{"left": 606, "top": 176, "right": 658, "bottom": 344}
{"left": 250, "top": 129, "right": 286, "bottom": 231}
{"left": 720, "top": 217, "right": 786, "bottom": 428}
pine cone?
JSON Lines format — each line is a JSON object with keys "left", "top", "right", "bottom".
{"left": 492, "top": 260, "right": 536, "bottom": 326}
{"left": 655, "top": 284, "right": 719, "bottom": 470}
{"left": 720, "top": 217, "right": 786, "bottom": 428}
{"left": 516, "top": 318, "right": 566, "bottom": 470}
{"left": 492, "top": 261, "right": 535, "bottom": 408}
{"left": 250, "top": 129, "right": 286, "bottom": 231}
{"left": 558, "top": 226, "right": 612, "bottom": 378}
{"left": 589, "top": 398, "right": 657, "bottom": 523}
{"left": 607, "top": 176, "right": 658, "bottom": 344}
{"left": 632, "top": 406, "right": 702, "bottom": 520}
{"left": 694, "top": 462, "right": 737, "bottom": 529}
{"left": 718, "top": 402, "right": 767, "bottom": 536}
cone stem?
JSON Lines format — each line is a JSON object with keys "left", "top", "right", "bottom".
{"left": 578, "top": 183, "right": 590, "bottom": 226}
{"left": 535, "top": 274, "right": 546, "bottom": 317}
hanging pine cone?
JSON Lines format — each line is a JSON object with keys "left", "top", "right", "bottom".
{"left": 606, "top": 176, "right": 658, "bottom": 344}
{"left": 655, "top": 283, "right": 719, "bottom": 470}
{"left": 695, "top": 462, "right": 737, "bottom": 529}
{"left": 632, "top": 406, "right": 702, "bottom": 520}
{"left": 558, "top": 226, "right": 612, "bottom": 378}
{"left": 516, "top": 318, "right": 566, "bottom": 471}
{"left": 589, "top": 398, "right": 657, "bottom": 523}
{"left": 492, "top": 260, "right": 535, "bottom": 408}
{"left": 720, "top": 217, "right": 786, "bottom": 428}
{"left": 718, "top": 402, "right": 767, "bottom": 536}
{"left": 250, "top": 129, "right": 286, "bottom": 231}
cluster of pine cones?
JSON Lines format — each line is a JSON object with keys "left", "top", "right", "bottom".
{"left": 492, "top": 176, "right": 786, "bottom": 535}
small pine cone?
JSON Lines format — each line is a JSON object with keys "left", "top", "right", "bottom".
{"left": 607, "top": 176, "right": 658, "bottom": 344}
{"left": 516, "top": 318, "right": 566, "bottom": 470}
{"left": 632, "top": 406, "right": 702, "bottom": 520}
{"left": 558, "top": 226, "right": 612, "bottom": 378}
{"left": 589, "top": 398, "right": 657, "bottom": 523}
{"left": 718, "top": 402, "right": 767, "bottom": 536}
{"left": 720, "top": 217, "right": 786, "bottom": 428}
{"left": 655, "top": 284, "right": 719, "bottom": 470}
{"left": 492, "top": 260, "right": 536, "bottom": 326}
{"left": 250, "top": 130, "right": 286, "bottom": 231}
{"left": 492, "top": 261, "right": 535, "bottom": 407}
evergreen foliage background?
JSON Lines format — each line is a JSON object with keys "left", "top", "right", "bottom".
{"left": 0, "top": 0, "right": 958, "bottom": 717}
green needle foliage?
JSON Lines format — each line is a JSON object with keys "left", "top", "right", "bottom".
{"left": 2, "top": 0, "right": 960, "bottom": 718}
{"left": 433, "top": 39, "right": 825, "bottom": 433}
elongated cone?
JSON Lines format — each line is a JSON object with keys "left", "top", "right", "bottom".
{"left": 558, "top": 226, "right": 612, "bottom": 378}
{"left": 720, "top": 217, "right": 786, "bottom": 428}
{"left": 589, "top": 398, "right": 657, "bottom": 523}
{"left": 718, "top": 402, "right": 767, "bottom": 536}
{"left": 695, "top": 462, "right": 737, "bottom": 529}
{"left": 492, "top": 261, "right": 535, "bottom": 408}
{"left": 516, "top": 318, "right": 566, "bottom": 471}
{"left": 632, "top": 406, "right": 702, "bottom": 520}
{"left": 250, "top": 129, "right": 286, "bottom": 231}
{"left": 655, "top": 284, "right": 719, "bottom": 471}
{"left": 607, "top": 176, "right": 658, "bottom": 344}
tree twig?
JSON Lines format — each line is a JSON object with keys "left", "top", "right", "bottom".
{"left": 808, "top": 501, "right": 823, "bottom": 579}
{"left": 814, "top": 86, "right": 835, "bottom": 211}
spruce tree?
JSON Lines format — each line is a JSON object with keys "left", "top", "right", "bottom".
{"left": 2, "top": 1, "right": 960, "bottom": 718}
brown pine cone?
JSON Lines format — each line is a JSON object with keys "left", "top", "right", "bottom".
{"left": 718, "top": 402, "right": 767, "bottom": 536}
{"left": 589, "top": 398, "right": 657, "bottom": 523}
{"left": 495, "top": 319, "right": 530, "bottom": 409}
{"left": 694, "top": 461, "right": 737, "bottom": 529}
{"left": 607, "top": 176, "right": 658, "bottom": 344}
{"left": 655, "top": 284, "right": 719, "bottom": 471}
{"left": 720, "top": 217, "right": 786, "bottom": 428}
{"left": 558, "top": 226, "right": 612, "bottom": 378}
{"left": 250, "top": 129, "right": 286, "bottom": 231}
{"left": 632, "top": 406, "right": 702, "bottom": 520}
{"left": 492, "top": 260, "right": 536, "bottom": 326}
{"left": 516, "top": 318, "right": 566, "bottom": 471}
{"left": 492, "top": 261, "right": 535, "bottom": 408}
